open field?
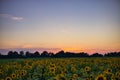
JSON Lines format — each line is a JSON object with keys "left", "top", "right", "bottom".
{"left": 0, "top": 58, "right": 120, "bottom": 80}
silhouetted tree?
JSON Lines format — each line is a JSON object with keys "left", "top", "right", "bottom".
{"left": 0, "top": 53, "right": 2, "bottom": 58}
{"left": 34, "top": 51, "right": 40, "bottom": 57}
{"left": 25, "top": 51, "right": 33, "bottom": 58}
{"left": 90, "top": 53, "right": 103, "bottom": 57}
{"left": 0, "top": 50, "right": 120, "bottom": 59}
{"left": 65, "top": 52, "right": 74, "bottom": 57}
{"left": 41, "top": 51, "right": 49, "bottom": 57}
{"left": 7, "top": 51, "right": 19, "bottom": 58}
{"left": 0, "top": 53, "right": 7, "bottom": 58}
{"left": 76, "top": 52, "right": 89, "bottom": 57}
{"left": 104, "top": 52, "right": 120, "bottom": 57}
{"left": 118, "top": 52, "right": 120, "bottom": 56}
{"left": 13, "top": 51, "right": 19, "bottom": 57}
{"left": 49, "top": 52, "right": 54, "bottom": 57}
{"left": 8, "top": 51, "right": 14, "bottom": 58}
{"left": 8, "top": 51, "right": 14, "bottom": 56}
{"left": 55, "top": 50, "right": 65, "bottom": 57}
{"left": 20, "top": 51, "right": 24, "bottom": 56}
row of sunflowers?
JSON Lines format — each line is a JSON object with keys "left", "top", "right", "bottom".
{"left": 0, "top": 58, "right": 120, "bottom": 80}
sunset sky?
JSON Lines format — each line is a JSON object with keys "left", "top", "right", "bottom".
{"left": 0, "top": 0, "right": 120, "bottom": 54}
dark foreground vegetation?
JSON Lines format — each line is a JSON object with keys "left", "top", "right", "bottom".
{"left": 0, "top": 50, "right": 120, "bottom": 58}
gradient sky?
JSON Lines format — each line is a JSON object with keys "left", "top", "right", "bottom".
{"left": 0, "top": 0, "right": 120, "bottom": 54}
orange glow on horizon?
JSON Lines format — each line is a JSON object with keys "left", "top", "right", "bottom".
{"left": 0, "top": 43, "right": 120, "bottom": 54}
{"left": 62, "top": 47, "right": 84, "bottom": 53}
{"left": 62, "top": 47, "right": 120, "bottom": 54}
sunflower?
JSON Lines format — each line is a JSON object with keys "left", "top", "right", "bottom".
{"left": 50, "top": 63, "right": 56, "bottom": 68}
{"left": 0, "top": 69, "right": 3, "bottom": 75}
{"left": 115, "top": 71, "right": 120, "bottom": 80}
{"left": 15, "top": 70, "right": 19, "bottom": 74}
{"left": 52, "top": 76, "right": 59, "bottom": 80}
{"left": 49, "top": 67, "right": 55, "bottom": 73}
{"left": 16, "top": 74, "right": 21, "bottom": 79}
{"left": 5, "top": 77, "right": 12, "bottom": 80}
{"left": 107, "top": 68, "right": 112, "bottom": 73}
{"left": 20, "top": 70, "right": 27, "bottom": 76}
{"left": 26, "top": 65, "right": 32, "bottom": 69}
{"left": 11, "top": 73, "right": 16, "bottom": 79}
{"left": 89, "top": 74, "right": 94, "bottom": 80}
{"left": 72, "top": 74, "right": 78, "bottom": 79}
{"left": 58, "top": 72, "right": 65, "bottom": 78}
{"left": 111, "top": 75, "right": 115, "bottom": 80}
{"left": 85, "top": 66, "right": 91, "bottom": 72}
{"left": 71, "top": 67, "right": 76, "bottom": 72}
{"left": 95, "top": 74, "right": 106, "bottom": 80}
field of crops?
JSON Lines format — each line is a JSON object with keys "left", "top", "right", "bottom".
{"left": 0, "top": 58, "right": 120, "bottom": 80}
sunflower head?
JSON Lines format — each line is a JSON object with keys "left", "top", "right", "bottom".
{"left": 49, "top": 67, "right": 55, "bottom": 73}
{"left": 0, "top": 69, "right": 3, "bottom": 75}
{"left": 107, "top": 68, "right": 112, "bottom": 74}
{"left": 115, "top": 71, "right": 120, "bottom": 79}
{"left": 116, "top": 71, "right": 120, "bottom": 76}
{"left": 71, "top": 67, "right": 76, "bottom": 72}
{"left": 20, "top": 70, "right": 27, "bottom": 76}
{"left": 17, "top": 74, "right": 21, "bottom": 79}
{"left": 11, "top": 73, "right": 16, "bottom": 79}
{"left": 85, "top": 66, "right": 91, "bottom": 72}
{"left": 95, "top": 74, "right": 106, "bottom": 80}
{"left": 90, "top": 74, "right": 94, "bottom": 79}
{"left": 15, "top": 70, "right": 19, "bottom": 74}
{"left": 5, "top": 77, "right": 12, "bottom": 80}
{"left": 59, "top": 73, "right": 65, "bottom": 78}
{"left": 72, "top": 74, "right": 78, "bottom": 79}
{"left": 111, "top": 75, "right": 115, "bottom": 80}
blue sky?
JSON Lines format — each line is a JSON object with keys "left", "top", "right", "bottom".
{"left": 0, "top": 0, "right": 120, "bottom": 54}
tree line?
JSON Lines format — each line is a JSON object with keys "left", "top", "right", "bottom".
{"left": 0, "top": 50, "right": 120, "bottom": 58}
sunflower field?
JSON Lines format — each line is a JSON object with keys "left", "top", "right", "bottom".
{"left": 0, "top": 58, "right": 120, "bottom": 80}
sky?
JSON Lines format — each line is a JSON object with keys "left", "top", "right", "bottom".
{"left": 0, "top": 0, "right": 120, "bottom": 54}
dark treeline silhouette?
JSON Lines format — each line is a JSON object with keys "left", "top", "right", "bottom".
{"left": 0, "top": 50, "right": 120, "bottom": 59}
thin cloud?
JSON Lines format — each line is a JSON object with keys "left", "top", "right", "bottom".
{"left": 0, "top": 13, "right": 24, "bottom": 21}
{"left": 11, "top": 16, "right": 23, "bottom": 21}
